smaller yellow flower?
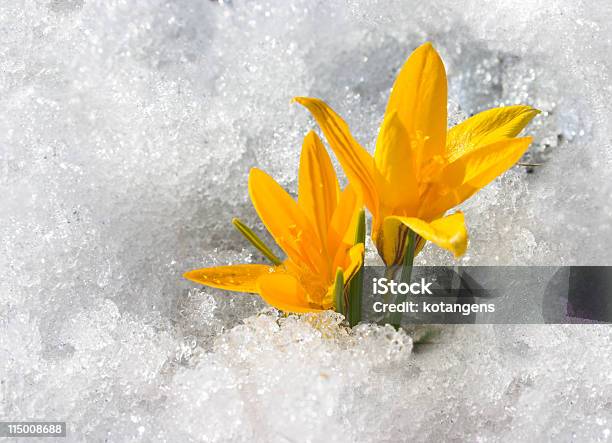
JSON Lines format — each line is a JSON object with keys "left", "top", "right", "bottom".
{"left": 295, "top": 42, "right": 539, "bottom": 266}
{"left": 184, "top": 131, "right": 364, "bottom": 313}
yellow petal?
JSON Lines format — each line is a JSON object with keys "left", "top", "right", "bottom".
{"left": 298, "top": 131, "right": 340, "bottom": 247}
{"left": 373, "top": 111, "right": 418, "bottom": 210}
{"left": 257, "top": 272, "right": 325, "bottom": 313}
{"left": 385, "top": 42, "right": 447, "bottom": 162}
{"left": 342, "top": 243, "right": 365, "bottom": 284}
{"left": 327, "top": 185, "right": 361, "bottom": 255}
{"left": 183, "top": 264, "right": 275, "bottom": 293}
{"left": 423, "top": 137, "right": 533, "bottom": 218}
{"left": 446, "top": 105, "right": 539, "bottom": 162}
{"left": 376, "top": 225, "right": 428, "bottom": 267}
{"left": 387, "top": 212, "right": 468, "bottom": 258}
{"left": 249, "top": 168, "right": 323, "bottom": 273}
{"left": 414, "top": 235, "right": 427, "bottom": 256}
{"left": 321, "top": 243, "right": 365, "bottom": 310}
{"left": 375, "top": 215, "right": 407, "bottom": 267}
{"left": 293, "top": 96, "right": 379, "bottom": 213}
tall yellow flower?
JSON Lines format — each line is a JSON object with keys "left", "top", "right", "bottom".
{"left": 294, "top": 42, "right": 539, "bottom": 266}
{"left": 184, "top": 131, "right": 364, "bottom": 313}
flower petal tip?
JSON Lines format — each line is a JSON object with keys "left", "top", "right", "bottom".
{"left": 248, "top": 167, "right": 267, "bottom": 190}
{"left": 527, "top": 107, "right": 541, "bottom": 118}
{"left": 416, "top": 41, "right": 439, "bottom": 55}
{"left": 183, "top": 269, "right": 209, "bottom": 285}
{"left": 182, "top": 269, "right": 204, "bottom": 284}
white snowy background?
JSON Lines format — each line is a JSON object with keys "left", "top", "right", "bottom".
{"left": 1, "top": 0, "right": 612, "bottom": 441}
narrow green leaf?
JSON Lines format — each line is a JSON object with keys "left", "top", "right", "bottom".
{"left": 388, "top": 229, "right": 416, "bottom": 328}
{"left": 232, "top": 218, "right": 282, "bottom": 266}
{"left": 333, "top": 268, "right": 345, "bottom": 317}
{"left": 347, "top": 209, "right": 365, "bottom": 327}
{"left": 400, "top": 230, "right": 416, "bottom": 283}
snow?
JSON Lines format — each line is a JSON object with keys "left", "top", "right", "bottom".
{"left": 1, "top": 0, "right": 612, "bottom": 441}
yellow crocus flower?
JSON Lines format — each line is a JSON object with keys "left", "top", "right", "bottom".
{"left": 294, "top": 42, "right": 539, "bottom": 266}
{"left": 184, "top": 131, "right": 364, "bottom": 313}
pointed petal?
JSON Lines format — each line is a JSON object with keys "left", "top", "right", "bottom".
{"left": 257, "top": 273, "right": 325, "bottom": 313}
{"left": 293, "top": 97, "right": 379, "bottom": 213}
{"left": 373, "top": 111, "right": 418, "bottom": 209}
{"left": 424, "top": 137, "right": 533, "bottom": 217}
{"left": 387, "top": 212, "right": 468, "bottom": 257}
{"left": 249, "top": 168, "right": 322, "bottom": 272}
{"left": 298, "top": 131, "right": 340, "bottom": 247}
{"left": 327, "top": 185, "right": 362, "bottom": 255}
{"left": 446, "top": 105, "right": 539, "bottom": 162}
{"left": 183, "top": 264, "right": 275, "bottom": 293}
{"left": 385, "top": 42, "right": 447, "bottom": 160}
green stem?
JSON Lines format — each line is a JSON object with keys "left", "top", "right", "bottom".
{"left": 347, "top": 210, "right": 366, "bottom": 327}
{"left": 383, "top": 266, "right": 398, "bottom": 304}
{"left": 388, "top": 230, "right": 416, "bottom": 328}
{"left": 232, "top": 218, "right": 282, "bottom": 266}
{"left": 333, "top": 268, "right": 345, "bottom": 318}
{"left": 384, "top": 266, "right": 398, "bottom": 279}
